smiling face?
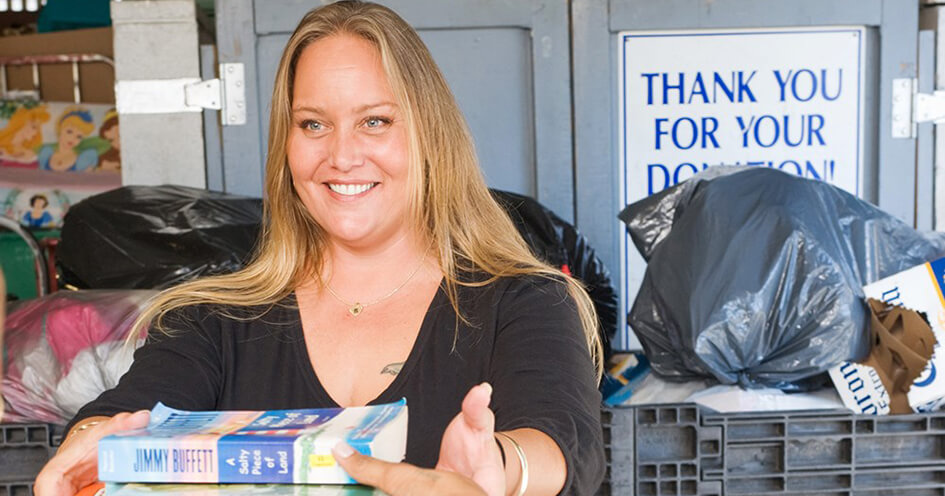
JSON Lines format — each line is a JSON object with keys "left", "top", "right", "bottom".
{"left": 287, "top": 34, "right": 412, "bottom": 252}
{"left": 13, "top": 120, "right": 40, "bottom": 145}
{"left": 59, "top": 122, "right": 85, "bottom": 150}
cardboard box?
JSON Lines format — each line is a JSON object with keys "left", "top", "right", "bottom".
{"left": 829, "top": 258, "right": 945, "bottom": 414}
{"left": 0, "top": 27, "right": 114, "bottom": 103}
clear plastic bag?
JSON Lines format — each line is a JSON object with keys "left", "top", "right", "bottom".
{"left": 2, "top": 289, "right": 154, "bottom": 424}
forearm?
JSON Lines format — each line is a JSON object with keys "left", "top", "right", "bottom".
{"left": 496, "top": 427, "right": 565, "bottom": 496}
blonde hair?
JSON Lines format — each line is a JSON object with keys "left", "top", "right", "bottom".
{"left": 56, "top": 107, "right": 95, "bottom": 137}
{"left": 130, "top": 0, "right": 603, "bottom": 377}
{"left": 0, "top": 105, "right": 50, "bottom": 154}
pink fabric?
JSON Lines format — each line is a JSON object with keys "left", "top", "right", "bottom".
{"left": 2, "top": 290, "right": 155, "bottom": 423}
{"left": 45, "top": 301, "right": 116, "bottom": 372}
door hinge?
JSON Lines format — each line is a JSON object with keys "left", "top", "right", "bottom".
{"left": 892, "top": 77, "right": 945, "bottom": 139}
{"left": 115, "top": 62, "right": 246, "bottom": 126}
{"left": 892, "top": 78, "right": 916, "bottom": 139}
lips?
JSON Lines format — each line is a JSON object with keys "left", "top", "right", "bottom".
{"left": 327, "top": 182, "right": 377, "bottom": 196}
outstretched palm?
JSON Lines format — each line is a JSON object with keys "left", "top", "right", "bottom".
{"left": 435, "top": 383, "right": 506, "bottom": 496}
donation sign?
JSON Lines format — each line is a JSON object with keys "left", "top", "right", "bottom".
{"left": 618, "top": 27, "right": 865, "bottom": 349}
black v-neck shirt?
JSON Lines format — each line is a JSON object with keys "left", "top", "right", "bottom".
{"left": 71, "top": 276, "right": 604, "bottom": 494}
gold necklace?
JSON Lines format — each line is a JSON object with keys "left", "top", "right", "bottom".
{"left": 324, "top": 249, "right": 429, "bottom": 317}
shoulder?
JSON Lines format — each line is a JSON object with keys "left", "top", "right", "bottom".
{"left": 75, "top": 148, "right": 98, "bottom": 170}
{"left": 491, "top": 273, "right": 572, "bottom": 304}
{"left": 37, "top": 145, "right": 52, "bottom": 163}
{"left": 153, "top": 296, "right": 296, "bottom": 336}
{"left": 457, "top": 273, "right": 576, "bottom": 322}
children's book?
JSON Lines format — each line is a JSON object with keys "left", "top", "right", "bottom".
{"left": 98, "top": 400, "right": 407, "bottom": 484}
{"left": 102, "top": 483, "right": 383, "bottom": 495}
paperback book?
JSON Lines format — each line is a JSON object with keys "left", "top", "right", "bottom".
{"left": 98, "top": 400, "right": 408, "bottom": 484}
{"left": 101, "top": 483, "right": 383, "bottom": 495}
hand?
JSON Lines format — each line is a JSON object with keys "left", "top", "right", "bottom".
{"left": 435, "top": 382, "right": 505, "bottom": 495}
{"left": 34, "top": 411, "right": 150, "bottom": 496}
{"left": 333, "top": 382, "right": 505, "bottom": 496}
{"left": 333, "top": 442, "right": 487, "bottom": 496}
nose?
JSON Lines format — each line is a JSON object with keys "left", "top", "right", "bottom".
{"left": 328, "top": 128, "right": 364, "bottom": 172}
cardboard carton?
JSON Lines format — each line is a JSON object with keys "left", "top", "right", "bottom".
{"left": 829, "top": 258, "right": 945, "bottom": 413}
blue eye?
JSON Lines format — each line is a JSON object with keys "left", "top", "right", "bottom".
{"left": 301, "top": 120, "right": 323, "bottom": 132}
{"left": 364, "top": 116, "right": 391, "bottom": 129}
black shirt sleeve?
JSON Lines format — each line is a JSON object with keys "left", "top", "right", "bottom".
{"left": 66, "top": 305, "right": 223, "bottom": 433}
{"left": 488, "top": 277, "right": 605, "bottom": 495}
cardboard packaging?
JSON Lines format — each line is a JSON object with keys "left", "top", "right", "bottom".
{"left": 829, "top": 258, "right": 945, "bottom": 414}
{"left": 0, "top": 27, "right": 114, "bottom": 103}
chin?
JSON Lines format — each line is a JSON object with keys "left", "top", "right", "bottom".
{"left": 325, "top": 225, "right": 378, "bottom": 245}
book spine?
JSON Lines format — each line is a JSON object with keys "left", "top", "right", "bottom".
{"left": 98, "top": 436, "right": 221, "bottom": 483}
{"left": 99, "top": 435, "right": 330, "bottom": 484}
{"left": 217, "top": 436, "right": 297, "bottom": 483}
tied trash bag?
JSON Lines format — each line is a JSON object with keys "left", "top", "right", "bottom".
{"left": 2, "top": 290, "right": 154, "bottom": 424}
{"left": 620, "top": 167, "right": 945, "bottom": 390}
{"left": 58, "top": 185, "right": 263, "bottom": 290}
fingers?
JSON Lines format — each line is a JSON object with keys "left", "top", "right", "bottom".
{"left": 107, "top": 410, "right": 151, "bottom": 434}
{"left": 35, "top": 411, "right": 150, "bottom": 496}
{"left": 332, "top": 442, "right": 412, "bottom": 493}
{"left": 333, "top": 442, "right": 488, "bottom": 496}
{"left": 460, "top": 382, "right": 494, "bottom": 432}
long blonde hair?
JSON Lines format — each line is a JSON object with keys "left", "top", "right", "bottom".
{"left": 0, "top": 105, "right": 49, "bottom": 154}
{"left": 131, "top": 0, "right": 603, "bottom": 377}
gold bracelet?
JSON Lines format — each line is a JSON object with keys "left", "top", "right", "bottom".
{"left": 495, "top": 432, "right": 528, "bottom": 496}
{"left": 68, "top": 420, "right": 103, "bottom": 440}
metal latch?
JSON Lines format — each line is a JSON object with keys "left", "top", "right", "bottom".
{"left": 115, "top": 62, "right": 246, "bottom": 126}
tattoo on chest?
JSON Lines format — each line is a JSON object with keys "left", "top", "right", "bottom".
{"left": 381, "top": 362, "right": 404, "bottom": 376}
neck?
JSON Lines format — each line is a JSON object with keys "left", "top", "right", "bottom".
{"left": 330, "top": 232, "right": 427, "bottom": 276}
{"left": 317, "top": 231, "right": 437, "bottom": 294}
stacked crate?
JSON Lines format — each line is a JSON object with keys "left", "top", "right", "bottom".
{"left": 600, "top": 404, "right": 945, "bottom": 496}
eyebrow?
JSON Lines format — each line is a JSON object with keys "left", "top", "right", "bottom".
{"left": 292, "top": 102, "right": 398, "bottom": 114}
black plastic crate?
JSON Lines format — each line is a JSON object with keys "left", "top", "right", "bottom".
{"left": 0, "top": 423, "right": 63, "bottom": 496}
{"left": 600, "top": 404, "right": 945, "bottom": 496}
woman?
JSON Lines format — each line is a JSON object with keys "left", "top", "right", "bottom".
{"left": 0, "top": 105, "right": 50, "bottom": 168}
{"left": 96, "top": 110, "right": 121, "bottom": 172}
{"left": 37, "top": 107, "right": 98, "bottom": 172}
{"left": 22, "top": 194, "right": 53, "bottom": 229}
{"left": 35, "top": 2, "right": 604, "bottom": 495}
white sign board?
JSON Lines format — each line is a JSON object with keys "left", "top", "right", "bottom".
{"left": 618, "top": 27, "right": 865, "bottom": 349}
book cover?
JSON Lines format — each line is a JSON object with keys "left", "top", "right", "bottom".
{"left": 98, "top": 400, "right": 407, "bottom": 484}
{"left": 103, "top": 483, "right": 383, "bottom": 495}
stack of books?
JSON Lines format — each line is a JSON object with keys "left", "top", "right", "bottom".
{"left": 91, "top": 401, "right": 409, "bottom": 495}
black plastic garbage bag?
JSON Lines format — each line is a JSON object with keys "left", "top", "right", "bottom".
{"left": 492, "top": 190, "right": 619, "bottom": 361}
{"left": 620, "top": 167, "right": 945, "bottom": 391}
{"left": 58, "top": 185, "right": 262, "bottom": 290}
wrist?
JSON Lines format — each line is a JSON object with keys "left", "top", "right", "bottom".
{"left": 495, "top": 431, "right": 528, "bottom": 496}
{"left": 494, "top": 434, "right": 506, "bottom": 467}
{"left": 67, "top": 418, "right": 106, "bottom": 442}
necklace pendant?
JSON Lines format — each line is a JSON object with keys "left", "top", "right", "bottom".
{"left": 349, "top": 303, "right": 364, "bottom": 317}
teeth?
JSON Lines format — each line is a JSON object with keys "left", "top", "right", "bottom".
{"left": 328, "top": 183, "right": 375, "bottom": 196}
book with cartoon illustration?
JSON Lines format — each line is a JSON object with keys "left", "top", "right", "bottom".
{"left": 98, "top": 400, "right": 408, "bottom": 484}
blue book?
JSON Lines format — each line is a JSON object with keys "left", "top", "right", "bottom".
{"left": 103, "top": 483, "right": 382, "bottom": 495}
{"left": 98, "top": 400, "right": 408, "bottom": 484}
